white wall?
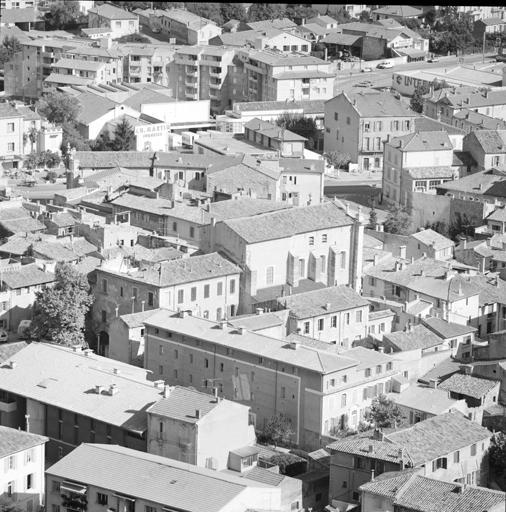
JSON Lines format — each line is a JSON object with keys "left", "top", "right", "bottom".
{"left": 141, "top": 100, "right": 211, "bottom": 124}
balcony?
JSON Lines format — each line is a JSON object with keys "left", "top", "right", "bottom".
{"left": 0, "top": 397, "right": 16, "bottom": 413}
{"left": 175, "top": 56, "right": 199, "bottom": 66}
{"left": 209, "top": 82, "right": 221, "bottom": 89}
{"left": 185, "top": 81, "right": 198, "bottom": 88}
{"left": 249, "top": 75, "right": 258, "bottom": 82}
{"left": 210, "top": 68, "right": 222, "bottom": 78}
{"left": 209, "top": 92, "right": 220, "bottom": 100}
{"left": 185, "top": 92, "right": 198, "bottom": 100}
{"left": 185, "top": 68, "right": 198, "bottom": 77}
{"left": 41, "top": 51, "right": 53, "bottom": 58}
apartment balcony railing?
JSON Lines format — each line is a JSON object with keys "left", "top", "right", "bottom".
{"left": 185, "top": 92, "right": 198, "bottom": 100}
{"left": 185, "top": 81, "right": 198, "bottom": 88}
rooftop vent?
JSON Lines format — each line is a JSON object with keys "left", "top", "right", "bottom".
{"left": 108, "top": 384, "right": 118, "bottom": 396}
{"left": 95, "top": 385, "right": 105, "bottom": 394}
{"left": 9, "top": 361, "right": 17, "bottom": 369}
{"left": 238, "top": 326, "right": 246, "bottom": 335}
{"left": 113, "top": 368, "right": 121, "bottom": 375}
{"left": 195, "top": 409, "right": 202, "bottom": 419}
{"left": 153, "top": 380, "right": 165, "bottom": 389}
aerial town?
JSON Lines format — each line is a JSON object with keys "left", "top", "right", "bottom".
{"left": 2, "top": 2, "right": 506, "bottom": 512}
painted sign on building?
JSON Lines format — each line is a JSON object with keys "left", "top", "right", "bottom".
{"left": 135, "top": 123, "right": 171, "bottom": 151}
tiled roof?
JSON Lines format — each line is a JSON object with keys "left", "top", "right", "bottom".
{"left": 340, "top": 346, "right": 398, "bottom": 371}
{"left": 437, "top": 168, "right": 506, "bottom": 197}
{"left": 99, "top": 253, "right": 241, "bottom": 288}
{"left": 0, "top": 237, "right": 79, "bottom": 262}
{"left": 372, "top": 5, "right": 423, "bottom": 17}
{"left": 244, "top": 118, "right": 307, "bottom": 142}
{"left": 223, "top": 201, "right": 353, "bottom": 244}
{"left": 391, "top": 131, "right": 453, "bottom": 152}
{"left": 0, "top": 341, "right": 28, "bottom": 364}
{"left": 89, "top": 4, "right": 138, "bottom": 20}
{"left": 320, "top": 33, "right": 362, "bottom": 45}
{"left": 0, "top": 264, "right": 54, "bottom": 289}
{"left": 326, "top": 438, "right": 414, "bottom": 466}
{"left": 244, "top": 49, "right": 326, "bottom": 67}
{"left": 480, "top": 17, "right": 506, "bottom": 25}
{"left": 393, "top": 383, "right": 460, "bottom": 415}
{"left": 453, "top": 150, "right": 477, "bottom": 167}
{"left": 208, "top": 198, "right": 292, "bottom": 221}
{"left": 411, "top": 229, "right": 454, "bottom": 250}
{"left": 234, "top": 99, "right": 325, "bottom": 114}
{"left": 272, "top": 70, "right": 335, "bottom": 80}
{"left": 278, "top": 285, "right": 370, "bottom": 318}
{"left": 53, "top": 58, "right": 105, "bottom": 72}
{"left": 297, "top": 23, "right": 332, "bottom": 35}
{"left": 343, "top": 91, "right": 416, "bottom": 118}
{"left": 118, "top": 309, "right": 163, "bottom": 329}
{"left": 369, "top": 309, "right": 395, "bottom": 320}
{"left": 418, "top": 357, "right": 463, "bottom": 385}
{"left": 383, "top": 325, "right": 444, "bottom": 352}
{"left": 487, "top": 207, "right": 506, "bottom": 222}
{"left": 375, "top": 18, "right": 403, "bottom": 28}
{"left": 307, "top": 15, "right": 338, "bottom": 25}
{"left": 385, "top": 411, "right": 492, "bottom": 465}
{"left": 438, "top": 373, "right": 499, "bottom": 399}
{"left": 147, "top": 386, "right": 225, "bottom": 423}
{"left": 243, "top": 466, "right": 285, "bottom": 487}
{"left": 413, "top": 116, "right": 465, "bottom": 135}
{"left": 122, "top": 89, "right": 176, "bottom": 111}
{"left": 422, "top": 317, "right": 476, "bottom": 339}
{"left": 161, "top": 9, "right": 217, "bottom": 29}
{"left": 392, "top": 475, "right": 506, "bottom": 512}
{"left": 405, "top": 166, "right": 455, "bottom": 179}
{"left": 44, "top": 73, "right": 93, "bottom": 86}
{"left": 1, "top": 7, "right": 41, "bottom": 23}
{"left": 46, "top": 444, "right": 257, "bottom": 512}
{"left": 76, "top": 92, "right": 118, "bottom": 125}
{"left": 0, "top": 426, "right": 48, "bottom": 459}
{"left": 0, "top": 343, "right": 164, "bottom": 433}
{"left": 47, "top": 211, "right": 77, "bottom": 228}
{"left": 145, "top": 309, "right": 361, "bottom": 374}
{"left": 229, "top": 312, "right": 284, "bottom": 332}
{"left": 470, "top": 130, "right": 506, "bottom": 153}
{"left": 283, "top": 332, "right": 341, "bottom": 352}
{"left": 0, "top": 208, "right": 45, "bottom": 234}
{"left": 16, "top": 105, "right": 41, "bottom": 121}
{"left": 247, "top": 18, "right": 297, "bottom": 31}
{"left": 453, "top": 108, "right": 506, "bottom": 131}
{"left": 359, "top": 472, "right": 414, "bottom": 498}
{"left": 440, "top": 89, "right": 506, "bottom": 109}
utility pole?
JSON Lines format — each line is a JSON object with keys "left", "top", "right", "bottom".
{"left": 482, "top": 31, "right": 486, "bottom": 64}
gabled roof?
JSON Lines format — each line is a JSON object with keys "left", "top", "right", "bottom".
{"left": 246, "top": 18, "right": 297, "bottom": 31}
{"left": 391, "top": 131, "right": 453, "bottom": 152}
{"left": 0, "top": 341, "right": 29, "bottom": 364}
{"left": 413, "top": 115, "right": 465, "bottom": 135}
{"left": 117, "top": 309, "right": 163, "bottom": 329}
{"left": 0, "top": 343, "right": 163, "bottom": 434}
{"left": 326, "top": 438, "right": 414, "bottom": 465}
{"left": 76, "top": 92, "right": 119, "bottom": 125}
{"left": 372, "top": 5, "right": 423, "bottom": 17}
{"left": 438, "top": 373, "right": 499, "bottom": 399}
{"left": 278, "top": 285, "right": 370, "bottom": 319}
{"left": 453, "top": 150, "right": 477, "bottom": 167}
{"left": 161, "top": 9, "right": 217, "bottom": 29}
{"left": 44, "top": 73, "right": 93, "bottom": 86}
{"left": 45, "top": 444, "right": 261, "bottom": 512}
{"left": 307, "top": 15, "right": 338, "bottom": 26}
{"left": 98, "top": 252, "right": 241, "bottom": 288}
{"left": 233, "top": 99, "right": 325, "bottom": 114}
{"left": 383, "top": 325, "right": 443, "bottom": 352}
{"left": 411, "top": 229, "right": 454, "bottom": 250}
{"left": 422, "top": 317, "right": 476, "bottom": 339}
{"left": 384, "top": 411, "right": 492, "bottom": 465}
{"left": 147, "top": 386, "right": 229, "bottom": 423}
{"left": 1, "top": 7, "right": 41, "bottom": 24}
{"left": 405, "top": 166, "right": 455, "bottom": 179}
{"left": 453, "top": 108, "right": 506, "bottom": 131}
{"left": 435, "top": 90, "right": 506, "bottom": 109}
{"left": 479, "top": 17, "right": 506, "bottom": 26}
{"left": 208, "top": 197, "right": 292, "bottom": 221}
{"left": 244, "top": 118, "right": 307, "bottom": 142}
{"left": 0, "top": 426, "right": 48, "bottom": 459}
{"left": 469, "top": 130, "right": 506, "bottom": 154}
{"left": 437, "top": 167, "right": 506, "bottom": 197}
{"left": 393, "top": 383, "right": 460, "bottom": 415}
{"left": 53, "top": 58, "right": 106, "bottom": 72}
{"left": 223, "top": 201, "right": 354, "bottom": 244}
{"left": 0, "top": 264, "right": 54, "bottom": 289}
{"left": 337, "top": 91, "right": 416, "bottom": 118}
{"left": 419, "top": 357, "right": 463, "bottom": 384}
{"left": 122, "top": 89, "right": 176, "bottom": 111}
{"left": 0, "top": 103, "right": 22, "bottom": 119}
{"left": 88, "top": 4, "right": 138, "bottom": 20}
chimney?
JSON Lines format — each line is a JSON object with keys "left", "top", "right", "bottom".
{"left": 163, "top": 385, "right": 171, "bottom": 398}
{"left": 345, "top": 202, "right": 349, "bottom": 214}
{"left": 290, "top": 341, "right": 299, "bottom": 350}
{"left": 83, "top": 349, "right": 93, "bottom": 357}
{"left": 373, "top": 254, "right": 379, "bottom": 266}
{"left": 9, "top": 361, "right": 17, "bottom": 369}
{"left": 95, "top": 385, "right": 104, "bottom": 394}
{"left": 373, "top": 428, "right": 385, "bottom": 441}
{"left": 378, "top": 346, "right": 385, "bottom": 353}
{"left": 429, "top": 378, "right": 438, "bottom": 389}
{"left": 213, "top": 387, "right": 220, "bottom": 403}
{"left": 411, "top": 256, "right": 415, "bottom": 264}
{"left": 325, "top": 302, "right": 331, "bottom": 311}
{"left": 457, "top": 282, "right": 463, "bottom": 296}
{"left": 141, "top": 300, "right": 145, "bottom": 312}
{"left": 153, "top": 380, "right": 165, "bottom": 389}
{"left": 219, "top": 320, "right": 227, "bottom": 329}
{"left": 73, "top": 345, "right": 83, "bottom": 353}
{"left": 195, "top": 409, "right": 202, "bottom": 419}
{"left": 399, "top": 245, "right": 407, "bottom": 259}
{"left": 108, "top": 384, "right": 118, "bottom": 396}
{"left": 369, "top": 444, "right": 374, "bottom": 453}
{"left": 496, "top": 275, "right": 500, "bottom": 287}
{"left": 395, "top": 261, "right": 401, "bottom": 272}
{"left": 179, "top": 310, "right": 187, "bottom": 318}
{"left": 256, "top": 308, "right": 264, "bottom": 315}
{"left": 461, "top": 239, "right": 467, "bottom": 250}
{"left": 357, "top": 205, "right": 363, "bottom": 222}
{"left": 398, "top": 449, "right": 405, "bottom": 470}
{"left": 113, "top": 368, "right": 121, "bottom": 375}
{"left": 238, "top": 326, "right": 246, "bottom": 335}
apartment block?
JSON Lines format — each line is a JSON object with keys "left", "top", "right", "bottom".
{"left": 143, "top": 309, "right": 400, "bottom": 451}
{"left": 324, "top": 91, "right": 417, "bottom": 171}
{"left": 0, "top": 427, "right": 48, "bottom": 512}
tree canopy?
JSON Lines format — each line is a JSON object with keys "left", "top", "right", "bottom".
{"left": 324, "top": 150, "right": 351, "bottom": 170}
{"left": 30, "top": 263, "right": 94, "bottom": 346}
{"left": 368, "top": 204, "right": 378, "bottom": 229}
{"left": 410, "top": 82, "right": 431, "bottom": 114}
{"left": 430, "top": 13, "right": 474, "bottom": 55}
{"left": 46, "top": 0, "right": 86, "bottom": 29}
{"left": 0, "top": 36, "right": 22, "bottom": 70}
{"left": 384, "top": 204, "right": 412, "bottom": 235}
{"left": 247, "top": 3, "right": 285, "bottom": 22}
{"left": 112, "top": 118, "right": 135, "bottom": 150}
{"left": 489, "top": 432, "right": 506, "bottom": 484}
{"left": 263, "top": 414, "right": 295, "bottom": 447}
{"left": 185, "top": 2, "right": 223, "bottom": 25}
{"left": 369, "top": 394, "right": 406, "bottom": 428}
{"left": 284, "top": 4, "right": 319, "bottom": 22}
{"left": 114, "top": 33, "right": 151, "bottom": 43}
{"left": 0, "top": 497, "right": 25, "bottom": 512}
{"left": 36, "top": 91, "right": 82, "bottom": 125}
{"left": 220, "top": 3, "right": 247, "bottom": 23}
{"left": 275, "top": 112, "right": 317, "bottom": 147}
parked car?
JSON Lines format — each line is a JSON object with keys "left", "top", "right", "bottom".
{"left": 378, "top": 61, "right": 394, "bottom": 69}
{"left": 361, "top": 67, "right": 373, "bottom": 73}
{"left": 427, "top": 57, "right": 439, "bottom": 63}
{"left": 355, "top": 81, "right": 374, "bottom": 88}
{"left": 152, "top": 27, "right": 161, "bottom": 33}
{"left": 0, "top": 330, "right": 8, "bottom": 343}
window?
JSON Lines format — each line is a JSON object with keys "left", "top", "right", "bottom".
{"left": 454, "top": 450, "right": 460, "bottom": 463}
{"left": 352, "top": 492, "right": 360, "bottom": 502}
{"left": 230, "top": 279, "right": 236, "bottom": 294}
{"left": 365, "top": 368, "right": 371, "bottom": 378}
{"left": 173, "top": 369, "right": 178, "bottom": 379}
{"left": 177, "top": 290, "right": 184, "bottom": 303}
{"left": 159, "top": 365, "right": 163, "bottom": 375}
{"left": 204, "top": 284, "right": 210, "bottom": 298}
{"left": 52, "top": 506, "right": 60, "bottom": 512}
{"left": 205, "top": 358, "right": 209, "bottom": 368}
{"left": 148, "top": 292, "right": 154, "bottom": 307}
{"left": 356, "top": 310, "right": 363, "bottom": 323}
{"left": 309, "top": 236, "right": 314, "bottom": 246}
{"left": 355, "top": 457, "right": 365, "bottom": 469}
{"left": 266, "top": 266, "right": 274, "bottom": 285}
{"left": 432, "top": 457, "right": 447, "bottom": 471}
{"left": 172, "top": 222, "right": 177, "bottom": 232}
{"left": 341, "top": 251, "right": 346, "bottom": 269}
{"left": 7, "top": 143, "right": 15, "bottom": 152}
{"left": 51, "top": 481, "right": 60, "bottom": 492}
{"left": 145, "top": 507, "right": 156, "bottom": 512}
{"left": 331, "top": 316, "right": 337, "bottom": 328}
{"left": 133, "top": 287, "right": 138, "bottom": 301}
{"left": 322, "top": 234, "right": 327, "bottom": 243}
{"left": 342, "top": 481, "right": 348, "bottom": 489}
{"left": 101, "top": 310, "right": 107, "bottom": 323}
{"left": 346, "top": 116, "right": 351, "bottom": 125}
{"left": 334, "top": 113, "right": 338, "bottom": 121}
{"left": 281, "top": 387, "right": 286, "bottom": 398}
{"left": 318, "top": 318, "right": 324, "bottom": 331}
{"left": 471, "top": 443, "right": 477, "bottom": 456}
{"left": 369, "top": 277, "right": 376, "bottom": 287}
{"left": 304, "top": 321, "right": 310, "bottom": 334}
{"left": 97, "top": 493, "right": 108, "bottom": 506}
{"left": 7, "top": 123, "right": 14, "bottom": 133}
{"left": 101, "top": 279, "right": 108, "bottom": 293}
{"left": 174, "top": 349, "right": 178, "bottom": 360}
{"left": 26, "top": 474, "right": 33, "bottom": 490}
{"left": 217, "top": 282, "right": 223, "bottom": 296}
{"left": 120, "top": 286, "right": 124, "bottom": 297}
{"left": 386, "top": 362, "right": 392, "bottom": 371}
{"left": 189, "top": 226, "right": 195, "bottom": 238}
{"left": 341, "top": 393, "right": 347, "bottom": 407}
{"left": 58, "top": 447, "right": 63, "bottom": 459}
{"left": 344, "top": 313, "right": 350, "bottom": 325}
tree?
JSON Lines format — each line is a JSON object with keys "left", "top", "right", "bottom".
{"left": 220, "top": 3, "right": 247, "bottom": 23}
{"left": 431, "top": 13, "right": 474, "bottom": 55}
{"left": 276, "top": 112, "right": 317, "bottom": 147}
{"left": 36, "top": 91, "right": 82, "bottom": 126}
{"left": 46, "top": 0, "right": 86, "bottom": 29}
{"left": 384, "top": 204, "right": 412, "bottom": 235}
{"left": 324, "top": 150, "right": 351, "bottom": 170}
{"left": 369, "top": 394, "right": 406, "bottom": 428}
{"left": 112, "top": 118, "right": 135, "bottom": 151}
{"left": 264, "top": 453, "right": 300, "bottom": 475}
{"left": 284, "top": 4, "right": 319, "bottom": 22}
{"left": 153, "top": 1, "right": 185, "bottom": 9}
{"left": 489, "top": 432, "right": 506, "bottom": 484}
{"left": 185, "top": 3, "right": 223, "bottom": 25}
{"left": 248, "top": 3, "right": 285, "bottom": 22}
{"left": 424, "top": 220, "right": 449, "bottom": 238}
{"left": 28, "top": 125, "right": 38, "bottom": 153}
{"left": 24, "top": 151, "right": 40, "bottom": 170}
{"left": 114, "top": 33, "right": 151, "bottom": 43}
{"left": 0, "top": 497, "right": 25, "bottom": 512}
{"left": 334, "top": 7, "right": 351, "bottom": 25}
{"left": 40, "top": 150, "right": 62, "bottom": 169}
{"left": 0, "top": 35, "right": 22, "bottom": 70}
{"left": 400, "top": 18, "right": 421, "bottom": 31}
{"left": 368, "top": 204, "right": 378, "bottom": 229}
{"left": 410, "top": 81, "right": 431, "bottom": 114}
{"left": 358, "top": 10, "right": 371, "bottom": 23}
{"left": 425, "top": 8, "right": 437, "bottom": 26}
{"left": 91, "top": 130, "right": 114, "bottom": 151}
{"left": 30, "top": 263, "right": 94, "bottom": 346}
{"left": 263, "top": 414, "right": 295, "bottom": 447}
{"left": 61, "top": 121, "right": 91, "bottom": 153}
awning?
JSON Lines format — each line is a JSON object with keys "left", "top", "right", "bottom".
{"left": 398, "top": 48, "right": 427, "bottom": 58}
{"left": 61, "top": 482, "right": 87, "bottom": 494}
{"left": 113, "top": 495, "right": 136, "bottom": 502}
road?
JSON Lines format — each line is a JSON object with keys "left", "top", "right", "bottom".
{"left": 325, "top": 184, "right": 381, "bottom": 208}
